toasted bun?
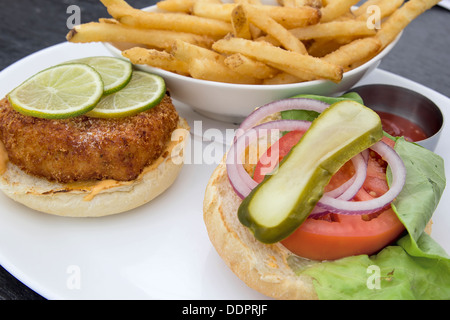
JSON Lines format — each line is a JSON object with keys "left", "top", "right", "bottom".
{"left": 203, "top": 159, "right": 318, "bottom": 300}
{"left": 0, "top": 118, "right": 189, "bottom": 217}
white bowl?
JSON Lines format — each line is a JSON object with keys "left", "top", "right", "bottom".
{"left": 104, "top": 6, "right": 401, "bottom": 123}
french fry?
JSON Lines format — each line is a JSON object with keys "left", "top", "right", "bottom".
{"left": 104, "top": 3, "right": 232, "bottom": 37}
{"left": 376, "top": 0, "right": 441, "bottom": 49}
{"left": 351, "top": 0, "right": 381, "bottom": 16}
{"left": 231, "top": 4, "right": 252, "bottom": 39}
{"left": 188, "top": 58, "right": 261, "bottom": 84}
{"left": 267, "top": 61, "right": 318, "bottom": 81}
{"left": 156, "top": 0, "right": 223, "bottom": 13}
{"left": 256, "top": 4, "right": 321, "bottom": 29}
{"left": 192, "top": 2, "right": 236, "bottom": 21}
{"left": 156, "top": 0, "right": 195, "bottom": 13}
{"left": 355, "top": 0, "right": 404, "bottom": 22}
{"left": 192, "top": 3, "right": 321, "bottom": 28}
{"left": 234, "top": 0, "right": 262, "bottom": 4}
{"left": 212, "top": 37, "right": 343, "bottom": 82}
{"left": 321, "top": 37, "right": 382, "bottom": 71}
{"left": 290, "top": 20, "right": 377, "bottom": 40}
{"left": 171, "top": 39, "right": 224, "bottom": 64}
{"left": 100, "top": 0, "right": 133, "bottom": 9}
{"left": 256, "top": 4, "right": 321, "bottom": 28}
{"left": 66, "top": 22, "right": 213, "bottom": 50}
{"left": 320, "top": 0, "right": 360, "bottom": 22}
{"left": 122, "top": 47, "right": 190, "bottom": 75}
{"left": 278, "top": 0, "right": 322, "bottom": 8}
{"left": 242, "top": 4, "right": 307, "bottom": 54}
{"left": 254, "top": 34, "right": 282, "bottom": 46}
{"left": 263, "top": 72, "right": 303, "bottom": 84}
{"left": 224, "top": 53, "right": 279, "bottom": 79}
{"left": 98, "top": 18, "right": 119, "bottom": 24}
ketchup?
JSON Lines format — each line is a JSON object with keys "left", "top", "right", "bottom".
{"left": 376, "top": 111, "right": 428, "bottom": 142}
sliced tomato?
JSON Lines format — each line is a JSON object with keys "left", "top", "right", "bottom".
{"left": 253, "top": 133, "right": 405, "bottom": 261}
{"left": 253, "top": 130, "right": 305, "bottom": 183}
{"left": 280, "top": 208, "right": 405, "bottom": 261}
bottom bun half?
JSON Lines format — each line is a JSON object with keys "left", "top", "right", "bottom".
{"left": 203, "top": 160, "right": 318, "bottom": 300}
{"left": 0, "top": 118, "right": 190, "bottom": 218}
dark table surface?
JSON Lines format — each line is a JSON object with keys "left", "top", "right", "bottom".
{"left": 0, "top": 0, "right": 449, "bottom": 300}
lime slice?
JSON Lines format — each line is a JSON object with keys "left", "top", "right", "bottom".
{"left": 67, "top": 56, "right": 132, "bottom": 95}
{"left": 8, "top": 64, "right": 104, "bottom": 119}
{"left": 87, "top": 71, "right": 166, "bottom": 118}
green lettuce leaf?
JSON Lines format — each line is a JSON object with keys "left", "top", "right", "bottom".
{"left": 389, "top": 138, "right": 448, "bottom": 260}
{"left": 293, "top": 245, "right": 450, "bottom": 300}
{"left": 281, "top": 92, "right": 364, "bottom": 122}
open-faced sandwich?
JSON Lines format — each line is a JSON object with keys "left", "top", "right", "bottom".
{"left": 203, "top": 93, "right": 449, "bottom": 300}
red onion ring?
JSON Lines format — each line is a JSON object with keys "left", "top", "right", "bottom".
{"left": 316, "top": 141, "right": 406, "bottom": 215}
{"left": 226, "top": 120, "right": 311, "bottom": 199}
{"left": 236, "top": 98, "right": 329, "bottom": 139}
{"left": 332, "top": 152, "right": 368, "bottom": 201}
{"left": 309, "top": 151, "right": 368, "bottom": 217}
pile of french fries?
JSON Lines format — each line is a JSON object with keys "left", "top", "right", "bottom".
{"left": 66, "top": 0, "right": 440, "bottom": 85}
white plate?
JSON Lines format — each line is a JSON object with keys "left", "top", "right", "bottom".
{"left": 438, "top": 0, "right": 450, "bottom": 10}
{"left": 0, "top": 42, "right": 449, "bottom": 300}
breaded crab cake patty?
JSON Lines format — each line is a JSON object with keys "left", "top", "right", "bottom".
{"left": 0, "top": 94, "right": 179, "bottom": 183}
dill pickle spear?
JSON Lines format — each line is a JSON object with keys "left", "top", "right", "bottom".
{"left": 238, "top": 100, "right": 383, "bottom": 244}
